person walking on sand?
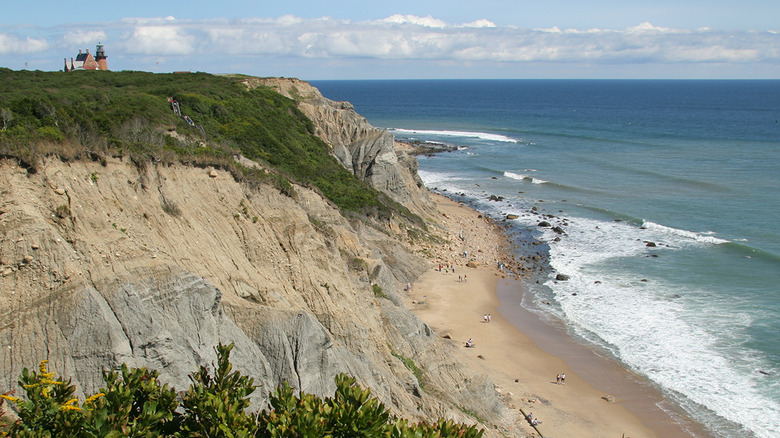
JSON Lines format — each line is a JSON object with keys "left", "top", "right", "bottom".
{"left": 556, "top": 374, "right": 561, "bottom": 384}
{"left": 561, "top": 372, "right": 566, "bottom": 385}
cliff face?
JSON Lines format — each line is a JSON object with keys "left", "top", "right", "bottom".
{"left": 0, "top": 79, "right": 508, "bottom": 430}
{"left": 246, "top": 78, "right": 438, "bottom": 220}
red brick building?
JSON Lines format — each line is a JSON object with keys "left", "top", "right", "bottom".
{"left": 64, "top": 43, "right": 108, "bottom": 71}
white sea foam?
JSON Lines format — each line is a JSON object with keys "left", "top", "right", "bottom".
{"left": 504, "top": 171, "right": 527, "bottom": 181}
{"left": 417, "top": 170, "right": 479, "bottom": 195}
{"left": 641, "top": 220, "right": 729, "bottom": 245}
{"left": 504, "top": 171, "right": 548, "bottom": 184}
{"left": 530, "top": 215, "right": 778, "bottom": 437}
{"left": 388, "top": 128, "right": 518, "bottom": 143}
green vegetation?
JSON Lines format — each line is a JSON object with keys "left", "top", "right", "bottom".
{"left": 0, "top": 343, "right": 483, "bottom": 437}
{"left": 372, "top": 283, "right": 388, "bottom": 299}
{"left": 350, "top": 257, "right": 368, "bottom": 272}
{"left": 0, "top": 68, "right": 417, "bottom": 222}
{"left": 389, "top": 348, "right": 425, "bottom": 391}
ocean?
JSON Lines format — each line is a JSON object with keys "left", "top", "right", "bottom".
{"left": 310, "top": 79, "right": 780, "bottom": 438}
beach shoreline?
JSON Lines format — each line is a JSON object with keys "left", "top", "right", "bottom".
{"left": 408, "top": 193, "right": 712, "bottom": 437}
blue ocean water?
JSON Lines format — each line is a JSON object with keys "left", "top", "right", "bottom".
{"left": 311, "top": 80, "right": 780, "bottom": 438}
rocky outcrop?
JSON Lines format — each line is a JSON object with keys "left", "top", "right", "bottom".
{"left": 246, "top": 77, "right": 437, "bottom": 220}
{"left": 0, "top": 156, "right": 503, "bottom": 428}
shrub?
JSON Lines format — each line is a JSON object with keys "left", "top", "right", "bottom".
{"left": 1, "top": 360, "right": 84, "bottom": 437}
{"left": 54, "top": 204, "right": 70, "bottom": 219}
{"left": 180, "top": 343, "right": 257, "bottom": 438}
{"left": 161, "top": 198, "right": 180, "bottom": 217}
{"left": 84, "top": 364, "right": 181, "bottom": 437}
{"left": 372, "top": 283, "right": 388, "bottom": 299}
{"left": 1, "top": 345, "right": 484, "bottom": 437}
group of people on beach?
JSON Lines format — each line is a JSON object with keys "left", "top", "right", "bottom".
{"left": 556, "top": 372, "right": 566, "bottom": 385}
{"left": 483, "top": 313, "right": 492, "bottom": 323}
{"left": 437, "top": 263, "right": 455, "bottom": 274}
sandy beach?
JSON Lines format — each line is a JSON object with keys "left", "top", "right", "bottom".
{"left": 405, "top": 193, "right": 705, "bottom": 438}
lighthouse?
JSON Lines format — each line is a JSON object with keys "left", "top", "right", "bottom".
{"left": 95, "top": 43, "right": 108, "bottom": 70}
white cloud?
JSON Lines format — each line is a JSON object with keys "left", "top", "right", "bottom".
{"left": 122, "top": 25, "right": 195, "bottom": 55}
{"left": 461, "top": 19, "right": 496, "bottom": 29}
{"left": 4, "top": 16, "right": 778, "bottom": 74}
{"left": 626, "top": 22, "right": 673, "bottom": 34}
{"left": 382, "top": 14, "right": 447, "bottom": 28}
{"left": 188, "top": 17, "right": 779, "bottom": 65}
{"left": 0, "top": 33, "right": 49, "bottom": 54}
{"left": 61, "top": 30, "right": 107, "bottom": 47}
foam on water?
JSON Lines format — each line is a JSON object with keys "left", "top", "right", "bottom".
{"left": 503, "top": 171, "right": 527, "bottom": 181}
{"left": 388, "top": 128, "right": 519, "bottom": 143}
{"left": 641, "top": 220, "right": 730, "bottom": 245}
{"left": 514, "top": 213, "right": 780, "bottom": 437}
{"left": 504, "top": 171, "right": 548, "bottom": 184}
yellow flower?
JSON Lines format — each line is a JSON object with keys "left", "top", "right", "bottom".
{"left": 63, "top": 398, "right": 79, "bottom": 406}
{"left": 84, "top": 393, "right": 105, "bottom": 405}
{"left": 59, "top": 405, "right": 82, "bottom": 412}
{"left": 0, "top": 394, "right": 21, "bottom": 404}
{"left": 39, "top": 360, "right": 49, "bottom": 374}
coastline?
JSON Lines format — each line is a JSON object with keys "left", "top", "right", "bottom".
{"left": 408, "top": 193, "right": 711, "bottom": 437}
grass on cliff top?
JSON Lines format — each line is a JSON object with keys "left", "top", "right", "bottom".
{"left": 0, "top": 68, "right": 419, "bottom": 223}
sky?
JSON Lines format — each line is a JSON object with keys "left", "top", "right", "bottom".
{"left": 1, "top": 1, "right": 778, "bottom": 79}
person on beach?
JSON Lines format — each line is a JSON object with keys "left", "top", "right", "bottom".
{"left": 464, "top": 274, "right": 468, "bottom": 282}
{"left": 487, "top": 313, "right": 492, "bottom": 323}
{"left": 483, "top": 314, "right": 488, "bottom": 323}
{"left": 556, "top": 374, "right": 561, "bottom": 384}
{"left": 465, "top": 338, "right": 474, "bottom": 348}
{"left": 561, "top": 372, "right": 566, "bottom": 385}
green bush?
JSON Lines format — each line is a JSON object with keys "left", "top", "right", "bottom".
{"left": 0, "top": 343, "right": 484, "bottom": 437}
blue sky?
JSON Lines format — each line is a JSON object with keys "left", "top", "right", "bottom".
{"left": 1, "top": 1, "right": 778, "bottom": 79}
